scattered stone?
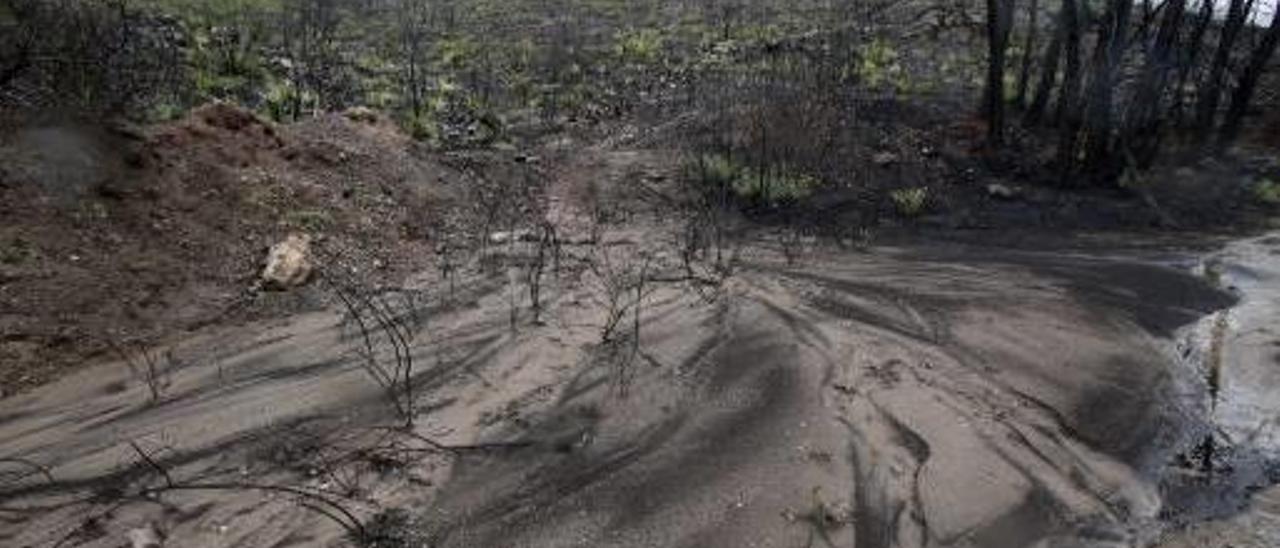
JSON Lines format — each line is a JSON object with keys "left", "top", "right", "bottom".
{"left": 343, "top": 106, "right": 379, "bottom": 124}
{"left": 261, "top": 233, "right": 314, "bottom": 290}
{"left": 986, "top": 183, "right": 1020, "bottom": 200}
{"left": 488, "top": 230, "right": 537, "bottom": 245}
{"left": 126, "top": 523, "right": 164, "bottom": 548}
{"left": 872, "top": 151, "right": 899, "bottom": 167}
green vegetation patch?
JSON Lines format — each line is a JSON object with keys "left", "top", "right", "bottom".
{"left": 686, "top": 153, "right": 821, "bottom": 207}
{"left": 890, "top": 186, "right": 929, "bottom": 218}
{"left": 1254, "top": 178, "right": 1280, "bottom": 207}
{"left": 854, "top": 38, "right": 908, "bottom": 92}
{"left": 285, "top": 209, "right": 334, "bottom": 232}
{"left": 0, "top": 237, "right": 35, "bottom": 266}
{"left": 614, "top": 27, "right": 666, "bottom": 66}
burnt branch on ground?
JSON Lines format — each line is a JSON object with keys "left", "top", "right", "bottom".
{"left": 325, "top": 272, "right": 428, "bottom": 429}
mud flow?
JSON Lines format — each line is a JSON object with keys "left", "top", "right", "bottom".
{"left": 4, "top": 222, "right": 1278, "bottom": 548}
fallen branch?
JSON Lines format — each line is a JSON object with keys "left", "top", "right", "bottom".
{"left": 52, "top": 441, "right": 369, "bottom": 548}
{"left": 367, "top": 426, "right": 533, "bottom": 456}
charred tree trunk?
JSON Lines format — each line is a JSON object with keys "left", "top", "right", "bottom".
{"left": 0, "top": 0, "right": 35, "bottom": 91}
{"left": 1057, "top": 0, "right": 1085, "bottom": 184}
{"left": 1195, "top": 0, "right": 1253, "bottom": 140}
{"left": 1126, "top": 0, "right": 1187, "bottom": 168}
{"left": 1016, "top": 0, "right": 1040, "bottom": 108}
{"left": 1135, "top": 0, "right": 1155, "bottom": 44}
{"left": 1026, "top": 5, "right": 1064, "bottom": 126}
{"left": 399, "top": 0, "right": 430, "bottom": 120}
{"left": 1081, "top": 0, "right": 1133, "bottom": 180}
{"left": 0, "top": 42, "right": 31, "bottom": 91}
{"left": 1174, "top": 0, "right": 1216, "bottom": 123}
{"left": 984, "top": 0, "right": 1017, "bottom": 146}
{"left": 1218, "top": 5, "right": 1280, "bottom": 147}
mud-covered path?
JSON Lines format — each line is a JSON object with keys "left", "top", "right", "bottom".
{"left": 2, "top": 230, "right": 1274, "bottom": 548}
{"left": 417, "top": 242, "right": 1241, "bottom": 548}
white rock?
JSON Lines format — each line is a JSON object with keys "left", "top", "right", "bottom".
{"left": 126, "top": 523, "right": 163, "bottom": 548}
{"left": 489, "top": 230, "right": 537, "bottom": 245}
{"left": 986, "top": 183, "right": 1019, "bottom": 200}
{"left": 261, "top": 233, "right": 314, "bottom": 290}
{"left": 872, "top": 151, "right": 899, "bottom": 166}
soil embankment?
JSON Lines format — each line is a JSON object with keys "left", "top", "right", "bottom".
{"left": 0, "top": 104, "right": 466, "bottom": 396}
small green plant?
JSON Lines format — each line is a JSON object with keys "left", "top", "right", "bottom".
{"left": 614, "top": 28, "right": 665, "bottom": 66}
{"left": 262, "top": 77, "right": 315, "bottom": 122}
{"left": 692, "top": 153, "right": 742, "bottom": 188}
{"left": 436, "top": 37, "right": 477, "bottom": 71}
{"left": 286, "top": 209, "right": 333, "bottom": 232}
{"left": 1254, "top": 178, "right": 1280, "bottom": 206}
{"left": 736, "top": 23, "right": 784, "bottom": 46}
{"left": 734, "top": 169, "right": 819, "bottom": 205}
{"left": 146, "top": 102, "right": 188, "bottom": 122}
{"left": 890, "top": 187, "right": 929, "bottom": 218}
{"left": 1, "top": 237, "right": 34, "bottom": 266}
{"left": 405, "top": 112, "right": 439, "bottom": 143}
{"left": 854, "top": 38, "right": 908, "bottom": 91}
{"left": 686, "top": 154, "right": 819, "bottom": 206}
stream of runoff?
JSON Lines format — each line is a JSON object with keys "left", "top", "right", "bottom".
{"left": 1157, "top": 231, "right": 1280, "bottom": 546}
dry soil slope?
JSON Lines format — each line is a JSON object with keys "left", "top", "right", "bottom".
{"left": 0, "top": 104, "right": 462, "bottom": 396}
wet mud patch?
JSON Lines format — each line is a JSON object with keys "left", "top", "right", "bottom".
{"left": 1147, "top": 232, "right": 1280, "bottom": 546}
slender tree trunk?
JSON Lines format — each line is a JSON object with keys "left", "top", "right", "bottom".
{"left": 0, "top": 38, "right": 32, "bottom": 90}
{"left": 1055, "top": 0, "right": 1090, "bottom": 126}
{"left": 1026, "top": 5, "right": 1065, "bottom": 126}
{"left": 1016, "top": 0, "right": 1040, "bottom": 108}
{"left": 401, "top": 0, "right": 426, "bottom": 120}
{"left": 1057, "top": 0, "right": 1085, "bottom": 184}
{"left": 1174, "top": 0, "right": 1216, "bottom": 123}
{"left": 1196, "top": 0, "right": 1253, "bottom": 140}
{"left": 1218, "top": 5, "right": 1280, "bottom": 147}
{"left": 1126, "top": 0, "right": 1187, "bottom": 168}
{"left": 984, "top": 0, "right": 1016, "bottom": 145}
{"left": 1135, "top": 0, "right": 1155, "bottom": 44}
{"left": 1082, "top": 0, "right": 1133, "bottom": 180}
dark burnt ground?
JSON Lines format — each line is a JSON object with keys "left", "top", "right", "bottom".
{"left": 696, "top": 97, "right": 1280, "bottom": 238}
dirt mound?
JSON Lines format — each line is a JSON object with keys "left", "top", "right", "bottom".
{"left": 0, "top": 104, "right": 465, "bottom": 396}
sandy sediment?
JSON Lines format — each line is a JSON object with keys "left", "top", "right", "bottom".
{"left": 2, "top": 228, "right": 1250, "bottom": 547}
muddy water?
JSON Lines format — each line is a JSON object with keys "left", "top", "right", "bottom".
{"left": 1203, "top": 233, "right": 1280, "bottom": 456}
{"left": 1153, "top": 232, "right": 1280, "bottom": 548}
